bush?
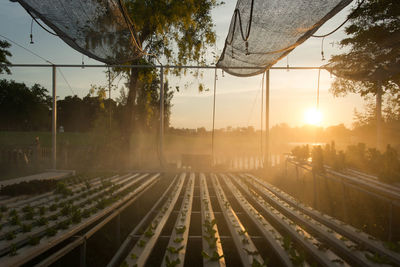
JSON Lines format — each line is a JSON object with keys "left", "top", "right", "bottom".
{"left": 291, "top": 145, "right": 309, "bottom": 163}
{"left": 0, "top": 180, "right": 57, "bottom": 196}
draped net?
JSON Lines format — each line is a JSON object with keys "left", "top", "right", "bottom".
{"left": 217, "top": 0, "right": 352, "bottom": 77}
{"left": 15, "top": 0, "right": 138, "bottom": 64}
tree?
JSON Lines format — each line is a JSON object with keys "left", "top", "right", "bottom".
{"left": 0, "top": 40, "right": 12, "bottom": 74}
{"left": 328, "top": 0, "right": 400, "bottom": 149}
{"left": 0, "top": 79, "right": 51, "bottom": 131}
{"left": 329, "top": 0, "right": 400, "bottom": 96}
{"left": 117, "top": 0, "right": 223, "bottom": 153}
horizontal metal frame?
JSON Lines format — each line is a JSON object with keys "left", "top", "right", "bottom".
{"left": 1, "top": 63, "right": 324, "bottom": 70}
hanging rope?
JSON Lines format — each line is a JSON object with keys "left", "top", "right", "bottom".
{"left": 260, "top": 72, "right": 265, "bottom": 158}
{"left": 226, "top": 0, "right": 255, "bottom": 45}
{"left": 312, "top": 0, "right": 365, "bottom": 38}
{"left": 317, "top": 68, "right": 321, "bottom": 109}
{"left": 26, "top": 9, "right": 59, "bottom": 37}
{"left": 211, "top": 68, "right": 218, "bottom": 163}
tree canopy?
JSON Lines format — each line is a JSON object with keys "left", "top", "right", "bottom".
{"left": 0, "top": 40, "right": 12, "bottom": 74}
{"left": 328, "top": 0, "right": 400, "bottom": 98}
{"left": 115, "top": 0, "right": 223, "bottom": 150}
{"left": 0, "top": 79, "right": 50, "bottom": 131}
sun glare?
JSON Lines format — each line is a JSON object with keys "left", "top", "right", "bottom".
{"left": 304, "top": 107, "right": 323, "bottom": 125}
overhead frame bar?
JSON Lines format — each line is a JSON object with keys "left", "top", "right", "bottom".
{"left": 2, "top": 64, "right": 324, "bottom": 70}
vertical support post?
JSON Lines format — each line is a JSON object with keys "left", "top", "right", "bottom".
{"left": 80, "top": 238, "right": 86, "bottom": 267}
{"left": 211, "top": 68, "right": 217, "bottom": 165}
{"left": 52, "top": 65, "right": 57, "bottom": 170}
{"left": 159, "top": 65, "right": 164, "bottom": 167}
{"left": 313, "top": 172, "right": 317, "bottom": 209}
{"left": 376, "top": 82, "right": 382, "bottom": 150}
{"left": 265, "top": 70, "right": 270, "bottom": 168}
{"left": 388, "top": 201, "right": 393, "bottom": 241}
{"left": 116, "top": 213, "right": 121, "bottom": 246}
{"left": 108, "top": 67, "right": 112, "bottom": 130}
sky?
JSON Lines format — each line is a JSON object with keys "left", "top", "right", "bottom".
{"left": 0, "top": 0, "right": 367, "bottom": 130}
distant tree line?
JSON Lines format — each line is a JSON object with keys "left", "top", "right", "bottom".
{"left": 0, "top": 79, "right": 172, "bottom": 133}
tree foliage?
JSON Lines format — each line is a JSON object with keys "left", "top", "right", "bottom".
{"left": 117, "top": 0, "right": 223, "bottom": 145}
{"left": 0, "top": 40, "right": 12, "bottom": 75}
{"left": 0, "top": 79, "right": 51, "bottom": 131}
{"left": 329, "top": 0, "right": 400, "bottom": 98}
{"left": 0, "top": 78, "right": 173, "bottom": 134}
{"left": 125, "top": 0, "right": 221, "bottom": 66}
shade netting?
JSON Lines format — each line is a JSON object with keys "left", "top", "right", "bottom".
{"left": 217, "top": 0, "right": 352, "bottom": 77}
{"left": 15, "top": 0, "right": 139, "bottom": 64}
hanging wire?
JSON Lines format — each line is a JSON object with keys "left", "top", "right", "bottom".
{"left": 0, "top": 34, "right": 51, "bottom": 64}
{"left": 81, "top": 54, "right": 85, "bottom": 69}
{"left": 226, "top": 0, "right": 255, "bottom": 45}
{"left": 320, "top": 37, "right": 326, "bottom": 61}
{"left": 0, "top": 34, "right": 75, "bottom": 95}
{"left": 312, "top": 0, "right": 365, "bottom": 38}
{"left": 30, "top": 18, "right": 34, "bottom": 44}
{"left": 317, "top": 68, "right": 321, "bottom": 110}
{"left": 57, "top": 69, "right": 76, "bottom": 95}
{"left": 26, "top": 9, "right": 59, "bottom": 36}
{"left": 246, "top": 73, "right": 264, "bottom": 126}
{"left": 260, "top": 72, "right": 265, "bottom": 158}
{"left": 211, "top": 68, "right": 218, "bottom": 163}
{"left": 286, "top": 55, "right": 289, "bottom": 72}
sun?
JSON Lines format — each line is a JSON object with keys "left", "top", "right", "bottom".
{"left": 304, "top": 107, "right": 322, "bottom": 125}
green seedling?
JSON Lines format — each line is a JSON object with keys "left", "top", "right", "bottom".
{"left": 144, "top": 227, "right": 154, "bottom": 238}
{"left": 165, "top": 255, "right": 181, "bottom": 267}
{"left": 46, "top": 227, "right": 57, "bottom": 237}
{"left": 39, "top": 206, "right": 47, "bottom": 216}
{"left": 173, "top": 237, "right": 184, "bottom": 243}
{"left": 9, "top": 243, "right": 17, "bottom": 256}
{"left": 167, "top": 246, "right": 184, "bottom": 254}
{"left": 365, "top": 253, "right": 392, "bottom": 265}
{"left": 28, "top": 235, "right": 40, "bottom": 246}
{"left": 21, "top": 223, "right": 32, "bottom": 233}
{"left": 9, "top": 215, "right": 20, "bottom": 226}
{"left": 175, "top": 226, "right": 186, "bottom": 234}
{"left": 138, "top": 239, "right": 146, "bottom": 247}
{"left": 5, "top": 231, "right": 16, "bottom": 240}
{"left": 202, "top": 251, "right": 224, "bottom": 261}
{"left": 71, "top": 209, "right": 82, "bottom": 224}
{"left": 238, "top": 229, "right": 247, "bottom": 236}
{"left": 252, "top": 259, "right": 266, "bottom": 267}
{"left": 9, "top": 209, "right": 17, "bottom": 216}
{"left": 244, "top": 248, "right": 259, "bottom": 256}
{"left": 22, "top": 205, "right": 33, "bottom": 213}
{"left": 49, "top": 204, "right": 58, "bottom": 211}
{"left": 35, "top": 216, "right": 48, "bottom": 226}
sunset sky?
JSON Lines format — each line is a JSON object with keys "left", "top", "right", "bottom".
{"left": 0, "top": 1, "right": 367, "bottom": 130}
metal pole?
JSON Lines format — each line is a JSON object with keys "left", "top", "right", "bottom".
{"left": 376, "top": 82, "right": 382, "bottom": 150}
{"left": 159, "top": 66, "right": 164, "bottom": 167}
{"left": 211, "top": 68, "right": 217, "bottom": 164}
{"left": 116, "top": 214, "right": 121, "bottom": 246}
{"left": 52, "top": 65, "right": 57, "bottom": 170}
{"left": 388, "top": 201, "right": 393, "bottom": 241}
{"left": 80, "top": 238, "right": 86, "bottom": 267}
{"left": 265, "top": 70, "right": 270, "bottom": 168}
{"left": 108, "top": 67, "right": 112, "bottom": 130}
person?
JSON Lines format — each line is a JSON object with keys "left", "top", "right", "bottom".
{"left": 33, "top": 136, "right": 41, "bottom": 167}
